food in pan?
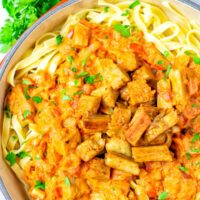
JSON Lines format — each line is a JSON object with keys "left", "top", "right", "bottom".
{"left": 2, "top": 0, "right": 200, "bottom": 199}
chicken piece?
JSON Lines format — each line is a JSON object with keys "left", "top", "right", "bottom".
{"left": 169, "top": 68, "right": 189, "bottom": 111}
{"left": 8, "top": 85, "right": 35, "bottom": 120}
{"left": 120, "top": 86, "right": 129, "bottom": 101}
{"left": 157, "top": 79, "right": 173, "bottom": 109}
{"left": 130, "top": 181, "right": 149, "bottom": 200}
{"left": 133, "top": 66, "right": 154, "bottom": 80}
{"left": 145, "top": 109, "right": 178, "bottom": 142}
{"left": 128, "top": 80, "right": 155, "bottom": 105}
{"left": 99, "top": 59, "right": 130, "bottom": 90}
{"left": 106, "top": 138, "right": 132, "bottom": 157}
{"left": 132, "top": 145, "right": 173, "bottom": 162}
{"left": 77, "top": 95, "right": 101, "bottom": 116}
{"left": 105, "top": 152, "right": 140, "bottom": 175}
{"left": 111, "top": 169, "right": 132, "bottom": 182}
{"left": 110, "top": 107, "right": 132, "bottom": 129}
{"left": 76, "top": 133, "right": 105, "bottom": 162}
{"left": 112, "top": 50, "right": 138, "bottom": 71}
{"left": 82, "top": 158, "right": 110, "bottom": 181}
{"left": 72, "top": 23, "right": 90, "bottom": 48}
{"left": 91, "top": 86, "right": 119, "bottom": 108}
{"left": 162, "top": 161, "right": 197, "bottom": 200}
{"left": 125, "top": 107, "right": 151, "bottom": 146}
{"left": 82, "top": 115, "right": 111, "bottom": 132}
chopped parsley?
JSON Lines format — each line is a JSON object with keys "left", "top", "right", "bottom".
{"left": 17, "top": 151, "right": 29, "bottom": 159}
{"left": 24, "top": 86, "right": 30, "bottom": 100}
{"left": 191, "top": 133, "right": 200, "bottom": 143}
{"left": 23, "top": 110, "right": 32, "bottom": 119}
{"left": 6, "top": 152, "right": 16, "bottom": 166}
{"left": 184, "top": 51, "right": 195, "bottom": 56}
{"left": 73, "top": 90, "right": 84, "bottom": 96}
{"left": 113, "top": 24, "right": 131, "bottom": 38}
{"left": 75, "top": 71, "right": 89, "bottom": 79}
{"left": 178, "top": 165, "right": 188, "bottom": 172}
{"left": 84, "top": 73, "right": 103, "bottom": 84}
{"left": 34, "top": 180, "right": 46, "bottom": 190}
{"left": 157, "top": 60, "right": 164, "bottom": 65}
{"left": 22, "top": 80, "right": 31, "bottom": 85}
{"left": 81, "top": 56, "right": 90, "bottom": 67}
{"left": 74, "top": 79, "right": 79, "bottom": 85}
{"left": 65, "top": 177, "right": 70, "bottom": 187}
{"left": 121, "top": 9, "right": 130, "bottom": 16}
{"left": 193, "top": 56, "right": 200, "bottom": 65}
{"left": 192, "top": 103, "right": 198, "bottom": 108}
{"left": 5, "top": 105, "right": 11, "bottom": 118}
{"left": 158, "top": 191, "right": 168, "bottom": 200}
{"left": 71, "top": 66, "right": 77, "bottom": 73}
{"left": 56, "top": 35, "right": 63, "bottom": 45}
{"left": 163, "top": 50, "right": 169, "bottom": 58}
{"left": 129, "top": 0, "right": 140, "bottom": 9}
{"left": 104, "top": 6, "right": 109, "bottom": 12}
{"left": 68, "top": 55, "right": 74, "bottom": 64}
{"left": 163, "top": 65, "right": 172, "bottom": 80}
{"left": 32, "top": 96, "right": 42, "bottom": 104}
{"left": 185, "top": 152, "right": 191, "bottom": 160}
{"left": 190, "top": 147, "right": 200, "bottom": 153}
{"left": 62, "top": 94, "right": 73, "bottom": 101}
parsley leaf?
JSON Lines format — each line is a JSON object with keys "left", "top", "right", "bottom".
{"left": 191, "top": 133, "right": 200, "bottom": 143}
{"left": 114, "top": 24, "right": 131, "bottom": 37}
{"left": 65, "top": 177, "right": 70, "bottom": 187}
{"left": 185, "top": 152, "right": 191, "bottom": 160}
{"left": 157, "top": 60, "right": 164, "bottom": 65}
{"left": 6, "top": 152, "right": 16, "bottom": 166}
{"left": 61, "top": 90, "right": 73, "bottom": 101}
{"left": 190, "top": 147, "right": 200, "bottom": 153}
{"left": 32, "top": 96, "right": 42, "bottom": 104}
{"left": 5, "top": 105, "right": 11, "bottom": 118}
{"left": 24, "top": 86, "right": 31, "bottom": 100}
{"left": 17, "top": 151, "right": 29, "bottom": 159}
{"left": 71, "top": 66, "right": 77, "bottom": 73}
{"left": 192, "top": 103, "right": 199, "bottom": 108}
{"left": 73, "top": 90, "right": 84, "bottom": 96}
{"left": 56, "top": 35, "right": 63, "bottom": 45}
{"left": 22, "top": 79, "right": 31, "bottom": 85}
{"left": 129, "top": 0, "right": 140, "bottom": 9}
{"left": 163, "top": 51, "right": 169, "bottom": 58}
{"left": 163, "top": 65, "right": 172, "bottom": 80}
{"left": 84, "top": 73, "right": 102, "bottom": 84}
{"left": 81, "top": 56, "right": 90, "bottom": 67}
{"left": 104, "top": 6, "right": 109, "bottom": 12}
{"left": 23, "top": 110, "right": 32, "bottom": 119}
{"left": 75, "top": 71, "right": 89, "bottom": 79}
{"left": 121, "top": 9, "right": 130, "bottom": 16}
{"left": 184, "top": 51, "right": 195, "bottom": 56}
{"left": 158, "top": 191, "right": 168, "bottom": 200}
{"left": 178, "top": 165, "right": 188, "bottom": 172}
{"left": 193, "top": 56, "right": 200, "bottom": 65}
{"left": 68, "top": 55, "right": 74, "bottom": 64}
{"left": 34, "top": 180, "right": 46, "bottom": 190}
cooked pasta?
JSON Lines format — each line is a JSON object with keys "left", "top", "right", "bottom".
{"left": 2, "top": 0, "right": 200, "bottom": 200}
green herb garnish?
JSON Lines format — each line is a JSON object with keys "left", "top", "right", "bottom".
{"left": 34, "top": 180, "right": 46, "bottom": 190}
{"left": 185, "top": 152, "right": 191, "bottom": 160}
{"left": 0, "top": 0, "right": 61, "bottom": 53}
{"left": 104, "top": 6, "right": 109, "bottom": 12}
{"left": 129, "top": 0, "right": 140, "bottom": 9}
{"left": 73, "top": 90, "right": 84, "bottom": 96}
{"left": 192, "top": 103, "right": 198, "bottom": 108}
{"left": 74, "top": 79, "right": 79, "bottom": 85}
{"left": 163, "top": 50, "right": 169, "bottom": 58}
{"left": 190, "top": 147, "right": 200, "bottom": 153}
{"left": 178, "top": 165, "right": 188, "bottom": 172}
{"left": 113, "top": 24, "right": 131, "bottom": 38}
{"left": 23, "top": 110, "right": 31, "bottom": 119}
{"left": 68, "top": 55, "right": 74, "bottom": 64}
{"left": 75, "top": 71, "right": 89, "bottom": 79}
{"left": 121, "top": 9, "right": 130, "bottom": 16}
{"left": 56, "top": 35, "right": 63, "bottom": 45}
{"left": 22, "top": 80, "right": 31, "bottom": 85}
{"left": 24, "top": 86, "right": 30, "bottom": 100}
{"left": 65, "top": 177, "right": 70, "bottom": 187}
{"left": 193, "top": 56, "right": 200, "bottom": 65}
{"left": 71, "top": 66, "right": 77, "bottom": 73}
{"left": 164, "top": 65, "right": 172, "bottom": 80}
{"left": 32, "top": 96, "right": 42, "bottom": 104}
{"left": 157, "top": 60, "right": 164, "bottom": 65}
{"left": 184, "top": 51, "right": 195, "bottom": 56}
{"left": 6, "top": 152, "right": 16, "bottom": 166}
{"left": 17, "top": 151, "right": 29, "bottom": 159}
{"left": 5, "top": 105, "right": 11, "bottom": 118}
{"left": 62, "top": 94, "right": 73, "bottom": 101}
{"left": 81, "top": 56, "right": 90, "bottom": 67}
{"left": 191, "top": 133, "right": 200, "bottom": 143}
{"left": 158, "top": 191, "right": 168, "bottom": 200}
